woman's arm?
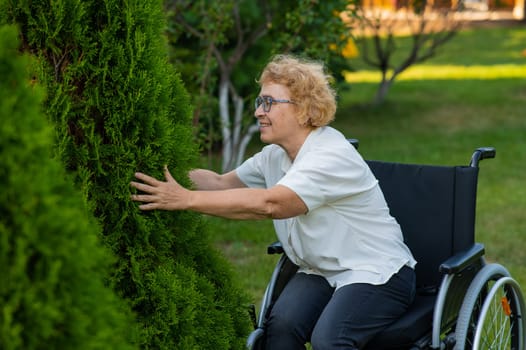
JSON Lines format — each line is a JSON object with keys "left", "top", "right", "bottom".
{"left": 130, "top": 166, "right": 307, "bottom": 220}
{"left": 188, "top": 168, "right": 246, "bottom": 190}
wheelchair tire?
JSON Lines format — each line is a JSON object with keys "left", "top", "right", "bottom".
{"left": 473, "top": 276, "right": 526, "bottom": 350}
{"left": 454, "top": 263, "right": 511, "bottom": 350}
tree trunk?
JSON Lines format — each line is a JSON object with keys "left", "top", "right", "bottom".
{"left": 373, "top": 79, "right": 394, "bottom": 106}
{"left": 219, "top": 76, "right": 260, "bottom": 172}
{"left": 236, "top": 123, "right": 260, "bottom": 168}
{"left": 219, "top": 79, "right": 233, "bottom": 172}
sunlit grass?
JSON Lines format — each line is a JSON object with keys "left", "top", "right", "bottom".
{"left": 344, "top": 64, "right": 526, "bottom": 82}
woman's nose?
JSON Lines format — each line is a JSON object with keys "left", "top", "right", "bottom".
{"left": 254, "top": 105, "right": 265, "bottom": 118}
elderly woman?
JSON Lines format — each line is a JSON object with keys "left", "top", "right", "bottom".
{"left": 131, "top": 54, "right": 416, "bottom": 350}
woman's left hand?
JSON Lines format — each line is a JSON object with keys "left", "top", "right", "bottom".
{"left": 130, "top": 166, "right": 189, "bottom": 211}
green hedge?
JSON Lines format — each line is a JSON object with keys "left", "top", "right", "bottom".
{"left": 0, "top": 24, "right": 137, "bottom": 350}
{"left": 1, "top": 0, "right": 250, "bottom": 348}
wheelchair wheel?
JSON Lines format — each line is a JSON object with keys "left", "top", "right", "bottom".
{"left": 473, "top": 276, "right": 526, "bottom": 349}
{"left": 454, "top": 263, "right": 515, "bottom": 350}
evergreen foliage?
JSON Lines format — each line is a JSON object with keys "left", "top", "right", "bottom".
{"left": 0, "top": 24, "right": 137, "bottom": 350}
{"left": 1, "top": 0, "right": 250, "bottom": 348}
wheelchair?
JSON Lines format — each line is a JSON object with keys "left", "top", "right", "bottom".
{"left": 247, "top": 141, "right": 526, "bottom": 350}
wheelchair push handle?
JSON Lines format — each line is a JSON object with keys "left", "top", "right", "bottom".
{"left": 470, "top": 147, "right": 496, "bottom": 168}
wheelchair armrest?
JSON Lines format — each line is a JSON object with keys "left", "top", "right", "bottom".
{"left": 267, "top": 241, "right": 284, "bottom": 255}
{"left": 347, "top": 138, "right": 359, "bottom": 149}
{"left": 439, "top": 243, "right": 485, "bottom": 274}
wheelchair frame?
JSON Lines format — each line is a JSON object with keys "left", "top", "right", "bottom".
{"left": 247, "top": 143, "right": 526, "bottom": 350}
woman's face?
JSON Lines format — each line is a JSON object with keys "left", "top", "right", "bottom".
{"left": 255, "top": 82, "right": 309, "bottom": 151}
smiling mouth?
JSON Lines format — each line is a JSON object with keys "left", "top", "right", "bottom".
{"left": 258, "top": 120, "right": 271, "bottom": 127}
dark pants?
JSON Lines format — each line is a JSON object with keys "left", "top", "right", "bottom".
{"left": 265, "top": 266, "right": 416, "bottom": 350}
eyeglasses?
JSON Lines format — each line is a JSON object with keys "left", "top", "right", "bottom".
{"left": 255, "top": 95, "right": 295, "bottom": 113}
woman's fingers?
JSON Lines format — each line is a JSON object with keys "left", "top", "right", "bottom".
{"left": 134, "top": 172, "right": 161, "bottom": 186}
{"left": 130, "top": 193, "right": 154, "bottom": 202}
{"left": 130, "top": 173, "right": 161, "bottom": 207}
{"left": 130, "top": 180, "right": 156, "bottom": 194}
{"left": 138, "top": 202, "right": 158, "bottom": 211}
{"left": 163, "top": 165, "right": 175, "bottom": 182}
{"left": 130, "top": 168, "right": 188, "bottom": 211}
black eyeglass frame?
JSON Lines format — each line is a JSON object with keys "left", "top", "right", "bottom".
{"left": 255, "top": 95, "right": 295, "bottom": 113}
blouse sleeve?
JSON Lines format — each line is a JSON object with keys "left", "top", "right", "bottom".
{"left": 277, "top": 145, "right": 377, "bottom": 211}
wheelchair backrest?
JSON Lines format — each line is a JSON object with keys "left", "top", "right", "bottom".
{"left": 366, "top": 160, "right": 480, "bottom": 290}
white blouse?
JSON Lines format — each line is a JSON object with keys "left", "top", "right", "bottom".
{"left": 236, "top": 126, "right": 416, "bottom": 289}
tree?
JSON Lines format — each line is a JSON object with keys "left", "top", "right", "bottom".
{"left": 0, "top": 24, "right": 136, "bottom": 350}
{"left": 1, "top": 0, "right": 250, "bottom": 348}
{"left": 165, "top": 0, "right": 356, "bottom": 172}
{"left": 348, "top": 0, "right": 460, "bottom": 105}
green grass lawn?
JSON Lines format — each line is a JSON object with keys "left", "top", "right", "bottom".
{"left": 206, "top": 24, "right": 526, "bottom": 306}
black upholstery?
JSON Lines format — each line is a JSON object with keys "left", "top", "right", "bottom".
{"left": 363, "top": 160, "right": 480, "bottom": 348}
{"left": 366, "top": 161, "right": 479, "bottom": 289}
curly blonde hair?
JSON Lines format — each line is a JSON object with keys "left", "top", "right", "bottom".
{"left": 257, "top": 54, "right": 337, "bottom": 127}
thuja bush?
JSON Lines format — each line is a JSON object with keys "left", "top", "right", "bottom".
{"left": 1, "top": 1, "right": 250, "bottom": 349}
{"left": 0, "top": 25, "right": 137, "bottom": 350}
